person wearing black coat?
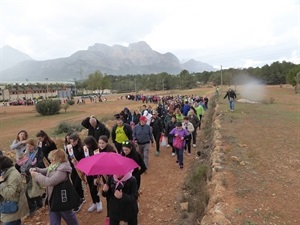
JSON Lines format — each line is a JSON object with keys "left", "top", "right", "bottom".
{"left": 81, "top": 115, "right": 110, "bottom": 141}
{"left": 223, "top": 88, "right": 237, "bottom": 111}
{"left": 102, "top": 174, "right": 138, "bottom": 225}
{"left": 67, "top": 133, "right": 86, "bottom": 213}
{"left": 121, "top": 141, "right": 147, "bottom": 190}
{"left": 165, "top": 116, "right": 177, "bottom": 156}
{"left": 111, "top": 114, "right": 133, "bottom": 153}
{"left": 36, "top": 130, "right": 57, "bottom": 167}
{"left": 150, "top": 110, "right": 164, "bottom": 156}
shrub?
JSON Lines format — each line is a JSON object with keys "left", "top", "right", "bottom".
{"left": 36, "top": 99, "right": 61, "bottom": 116}
{"left": 67, "top": 99, "right": 75, "bottom": 105}
{"left": 54, "top": 121, "right": 83, "bottom": 135}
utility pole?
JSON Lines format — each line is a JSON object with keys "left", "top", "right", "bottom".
{"left": 220, "top": 65, "right": 223, "bottom": 88}
{"left": 134, "top": 77, "right": 137, "bottom": 96}
{"left": 74, "top": 78, "right": 77, "bottom": 96}
{"left": 45, "top": 78, "right": 48, "bottom": 99}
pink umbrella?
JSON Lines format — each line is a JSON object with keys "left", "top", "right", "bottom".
{"left": 75, "top": 152, "right": 139, "bottom": 176}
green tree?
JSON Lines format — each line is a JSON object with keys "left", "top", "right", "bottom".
{"left": 286, "top": 65, "right": 300, "bottom": 92}
{"left": 86, "top": 71, "right": 111, "bottom": 100}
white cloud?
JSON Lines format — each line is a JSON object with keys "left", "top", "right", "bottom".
{"left": 1, "top": 0, "right": 299, "bottom": 68}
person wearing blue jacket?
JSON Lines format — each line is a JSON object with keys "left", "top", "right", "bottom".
{"left": 182, "top": 101, "right": 191, "bottom": 116}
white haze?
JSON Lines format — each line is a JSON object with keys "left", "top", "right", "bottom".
{"left": 234, "top": 75, "right": 266, "bottom": 101}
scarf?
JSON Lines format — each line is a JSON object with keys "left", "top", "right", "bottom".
{"left": 48, "top": 163, "right": 61, "bottom": 173}
{"left": 113, "top": 170, "right": 132, "bottom": 191}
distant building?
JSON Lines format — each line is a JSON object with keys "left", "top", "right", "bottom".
{"left": 0, "top": 82, "right": 73, "bottom": 101}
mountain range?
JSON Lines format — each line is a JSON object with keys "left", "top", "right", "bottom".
{"left": 0, "top": 41, "right": 215, "bottom": 82}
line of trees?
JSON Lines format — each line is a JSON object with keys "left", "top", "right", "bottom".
{"left": 77, "top": 61, "right": 300, "bottom": 93}
{"left": 2, "top": 61, "right": 299, "bottom": 100}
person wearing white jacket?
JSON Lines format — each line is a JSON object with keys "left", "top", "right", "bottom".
{"left": 143, "top": 110, "right": 152, "bottom": 126}
{"left": 182, "top": 116, "right": 194, "bottom": 156}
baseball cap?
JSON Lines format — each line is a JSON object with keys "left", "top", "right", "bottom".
{"left": 140, "top": 116, "right": 147, "bottom": 121}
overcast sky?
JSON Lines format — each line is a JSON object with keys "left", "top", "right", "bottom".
{"left": 1, "top": 0, "right": 299, "bottom": 69}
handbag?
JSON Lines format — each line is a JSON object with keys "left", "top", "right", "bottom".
{"left": 16, "top": 155, "right": 29, "bottom": 166}
{"left": 173, "top": 136, "right": 183, "bottom": 149}
{"left": 0, "top": 200, "right": 18, "bottom": 214}
{"left": 160, "top": 135, "right": 167, "bottom": 147}
{"left": 50, "top": 177, "right": 81, "bottom": 212}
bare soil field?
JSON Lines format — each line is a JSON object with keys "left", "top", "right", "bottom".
{"left": 0, "top": 86, "right": 299, "bottom": 225}
{"left": 212, "top": 85, "right": 300, "bottom": 225}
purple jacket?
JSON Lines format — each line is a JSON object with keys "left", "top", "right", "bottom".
{"left": 169, "top": 127, "right": 189, "bottom": 149}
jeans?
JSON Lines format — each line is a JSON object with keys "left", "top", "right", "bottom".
{"left": 49, "top": 210, "right": 79, "bottom": 225}
{"left": 138, "top": 143, "right": 150, "bottom": 168}
{"left": 3, "top": 220, "right": 21, "bottom": 225}
{"left": 175, "top": 148, "right": 184, "bottom": 166}
{"left": 229, "top": 100, "right": 235, "bottom": 110}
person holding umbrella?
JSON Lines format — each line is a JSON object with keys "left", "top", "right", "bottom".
{"left": 75, "top": 152, "right": 140, "bottom": 225}
{"left": 121, "top": 141, "right": 147, "bottom": 190}
{"left": 102, "top": 171, "right": 139, "bottom": 225}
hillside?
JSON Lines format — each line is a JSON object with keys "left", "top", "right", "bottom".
{"left": 0, "top": 45, "right": 33, "bottom": 71}
{"left": 1, "top": 42, "right": 214, "bottom": 82}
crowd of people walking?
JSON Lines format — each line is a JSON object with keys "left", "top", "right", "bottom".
{"left": 1, "top": 94, "right": 208, "bottom": 225}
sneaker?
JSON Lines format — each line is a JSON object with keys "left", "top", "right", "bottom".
{"left": 73, "top": 204, "right": 82, "bottom": 213}
{"left": 176, "top": 160, "right": 179, "bottom": 163}
{"left": 96, "top": 202, "right": 103, "bottom": 212}
{"left": 155, "top": 151, "right": 160, "bottom": 156}
{"left": 180, "top": 165, "right": 184, "bottom": 169}
{"left": 193, "top": 144, "right": 196, "bottom": 148}
{"left": 188, "top": 153, "right": 191, "bottom": 156}
{"left": 166, "top": 144, "right": 170, "bottom": 148}
{"left": 88, "top": 204, "right": 96, "bottom": 212}
{"left": 74, "top": 199, "right": 85, "bottom": 213}
{"left": 171, "top": 153, "right": 175, "bottom": 156}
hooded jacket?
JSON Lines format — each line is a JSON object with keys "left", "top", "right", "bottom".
{"left": 34, "top": 162, "right": 72, "bottom": 208}
{"left": 102, "top": 175, "right": 138, "bottom": 222}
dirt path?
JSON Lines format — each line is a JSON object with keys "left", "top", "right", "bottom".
{"left": 0, "top": 90, "right": 210, "bottom": 225}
